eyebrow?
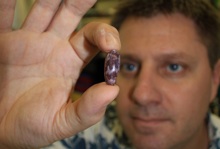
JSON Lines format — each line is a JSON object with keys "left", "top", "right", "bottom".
{"left": 120, "top": 54, "right": 141, "bottom": 63}
{"left": 120, "top": 52, "right": 196, "bottom": 64}
{"left": 155, "top": 52, "right": 195, "bottom": 62}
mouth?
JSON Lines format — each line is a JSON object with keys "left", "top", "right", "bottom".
{"left": 131, "top": 116, "right": 170, "bottom": 132}
{"left": 133, "top": 117, "right": 168, "bottom": 124}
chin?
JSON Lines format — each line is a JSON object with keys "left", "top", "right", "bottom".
{"left": 133, "top": 139, "right": 168, "bottom": 149}
{"left": 127, "top": 131, "right": 170, "bottom": 149}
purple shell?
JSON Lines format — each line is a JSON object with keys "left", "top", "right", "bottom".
{"left": 104, "top": 50, "right": 120, "bottom": 85}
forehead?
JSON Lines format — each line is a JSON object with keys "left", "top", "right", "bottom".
{"left": 118, "top": 13, "right": 207, "bottom": 59}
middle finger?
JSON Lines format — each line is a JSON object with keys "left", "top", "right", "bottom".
{"left": 22, "top": 0, "right": 62, "bottom": 32}
{"left": 47, "top": 0, "right": 97, "bottom": 39}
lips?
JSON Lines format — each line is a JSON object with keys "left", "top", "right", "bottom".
{"left": 130, "top": 113, "right": 171, "bottom": 133}
{"left": 133, "top": 116, "right": 168, "bottom": 125}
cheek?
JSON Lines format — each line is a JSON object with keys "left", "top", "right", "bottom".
{"left": 165, "top": 76, "right": 213, "bottom": 123}
{"left": 116, "top": 87, "right": 130, "bottom": 116}
{"left": 116, "top": 76, "right": 131, "bottom": 105}
{"left": 116, "top": 90, "right": 136, "bottom": 140}
{"left": 115, "top": 79, "right": 133, "bottom": 122}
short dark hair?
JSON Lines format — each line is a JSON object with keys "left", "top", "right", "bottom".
{"left": 111, "top": 0, "right": 220, "bottom": 69}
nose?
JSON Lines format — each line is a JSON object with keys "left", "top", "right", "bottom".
{"left": 131, "top": 66, "right": 162, "bottom": 106}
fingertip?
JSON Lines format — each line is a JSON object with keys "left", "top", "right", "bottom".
{"left": 83, "top": 22, "right": 121, "bottom": 52}
{"left": 97, "top": 27, "right": 121, "bottom": 53}
{"left": 76, "top": 82, "right": 119, "bottom": 118}
{"left": 96, "top": 82, "right": 120, "bottom": 99}
{"left": 85, "top": 82, "right": 119, "bottom": 103}
{"left": 62, "top": 83, "right": 120, "bottom": 136}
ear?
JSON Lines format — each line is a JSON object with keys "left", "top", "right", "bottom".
{"left": 210, "top": 59, "right": 220, "bottom": 102}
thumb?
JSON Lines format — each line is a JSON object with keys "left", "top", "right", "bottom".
{"left": 55, "top": 82, "right": 119, "bottom": 138}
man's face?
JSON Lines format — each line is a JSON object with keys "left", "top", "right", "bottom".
{"left": 116, "top": 13, "right": 220, "bottom": 149}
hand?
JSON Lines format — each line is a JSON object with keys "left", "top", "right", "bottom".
{"left": 0, "top": 0, "right": 120, "bottom": 148}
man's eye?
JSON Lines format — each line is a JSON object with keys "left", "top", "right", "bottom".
{"left": 166, "top": 64, "right": 183, "bottom": 73}
{"left": 120, "top": 62, "right": 139, "bottom": 77}
{"left": 122, "top": 63, "right": 137, "bottom": 71}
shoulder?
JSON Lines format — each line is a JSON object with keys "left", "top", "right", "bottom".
{"left": 209, "top": 114, "right": 220, "bottom": 148}
{"left": 210, "top": 114, "right": 220, "bottom": 127}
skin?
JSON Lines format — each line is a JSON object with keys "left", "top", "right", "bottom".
{"left": 116, "top": 14, "right": 220, "bottom": 149}
{"left": 0, "top": 0, "right": 120, "bottom": 148}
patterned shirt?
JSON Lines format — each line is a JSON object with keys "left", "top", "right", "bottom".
{"left": 43, "top": 102, "right": 220, "bottom": 149}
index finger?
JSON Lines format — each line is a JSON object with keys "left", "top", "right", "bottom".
{"left": 0, "top": 0, "right": 16, "bottom": 32}
{"left": 70, "top": 22, "right": 121, "bottom": 67}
